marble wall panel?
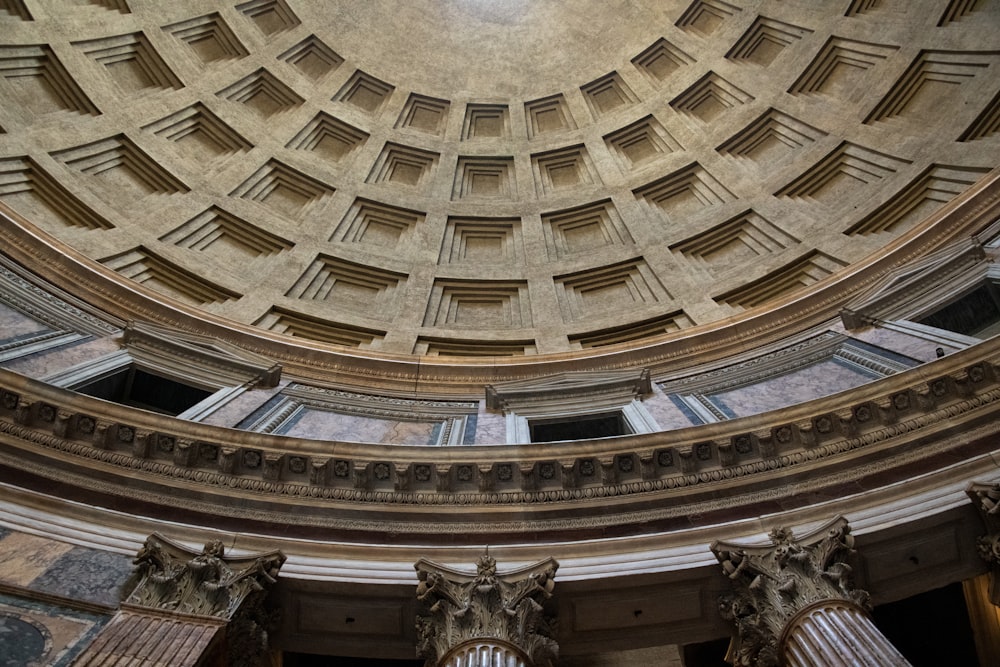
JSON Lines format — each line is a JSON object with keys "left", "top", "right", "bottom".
{"left": 29, "top": 547, "right": 132, "bottom": 607}
{"left": 643, "top": 388, "right": 702, "bottom": 429}
{"left": 846, "top": 324, "right": 954, "bottom": 362}
{"left": 0, "top": 529, "right": 132, "bottom": 608}
{"left": 473, "top": 409, "right": 507, "bottom": 445}
{"left": 236, "top": 392, "right": 285, "bottom": 430}
{"left": 0, "top": 531, "right": 132, "bottom": 607}
{"left": 0, "top": 301, "right": 47, "bottom": 338}
{"left": 708, "top": 358, "right": 875, "bottom": 418}
{"left": 279, "top": 407, "right": 441, "bottom": 445}
{"left": 200, "top": 382, "right": 288, "bottom": 427}
{"left": 2, "top": 336, "right": 120, "bottom": 378}
{"left": 462, "top": 413, "right": 477, "bottom": 444}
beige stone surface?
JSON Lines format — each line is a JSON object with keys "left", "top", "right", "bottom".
{"left": 0, "top": 531, "right": 75, "bottom": 587}
{"left": 0, "top": 2, "right": 999, "bottom": 663}
{"left": 1, "top": 0, "right": 997, "bottom": 357}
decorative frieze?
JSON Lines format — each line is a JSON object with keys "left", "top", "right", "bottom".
{"left": 0, "top": 349, "right": 997, "bottom": 520}
{"left": 0, "top": 260, "right": 120, "bottom": 336}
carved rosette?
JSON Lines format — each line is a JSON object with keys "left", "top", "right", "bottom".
{"left": 710, "top": 516, "right": 873, "bottom": 666}
{"left": 967, "top": 480, "right": 1000, "bottom": 604}
{"left": 414, "top": 555, "right": 559, "bottom": 667}
{"left": 123, "top": 533, "right": 286, "bottom": 665}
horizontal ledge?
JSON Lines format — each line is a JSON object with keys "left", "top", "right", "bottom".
{"left": 0, "top": 448, "right": 994, "bottom": 585}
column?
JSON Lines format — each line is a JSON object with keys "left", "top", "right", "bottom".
{"left": 966, "top": 481, "right": 1000, "bottom": 666}
{"left": 72, "top": 533, "right": 286, "bottom": 667}
{"left": 415, "top": 554, "right": 559, "bottom": 667}
{"left": 710, "top": 516, "right": 910, "bottom": 667}
{"left": 967, "top": 481, "right": 1000, "bottom": 603}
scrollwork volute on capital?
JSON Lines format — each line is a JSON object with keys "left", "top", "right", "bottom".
{"left": 710, "top": 517, "right": 871, "bottom": 667}
{"left": 415, "top": 554, "right": 559, "bottom": 667}
{"left": 123, "top": 533, "right": 286, "bottom": 665}
{"left": 967, "top": 480, "right": 1000, "bottom": 604}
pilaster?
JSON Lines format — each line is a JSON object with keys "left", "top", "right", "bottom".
{"left": 72, "top": 534, "right": 285, "bottom": 667}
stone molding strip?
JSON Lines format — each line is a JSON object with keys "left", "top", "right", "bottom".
{"left": 0, "top": 339, "right": 998, "bottom": 535}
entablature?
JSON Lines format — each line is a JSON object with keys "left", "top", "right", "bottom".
{"left": 0, "top": 336, "right": 998, "bottom": 540}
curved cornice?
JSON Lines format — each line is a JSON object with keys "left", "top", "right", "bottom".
{"left": 2, "top": 335, "right": 998, "bottom": 543}
{"left": 2, "top": 167, "right": 999, "bottom": 394}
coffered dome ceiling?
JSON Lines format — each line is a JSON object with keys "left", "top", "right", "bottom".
{"left": 2, "top": 4, "right": 1000, "bottom": 660}
{"left": 0, "top": 0, "right": 998, "bottom": 364}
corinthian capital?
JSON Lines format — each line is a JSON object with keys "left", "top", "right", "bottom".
{"left": 414, "top": 554, "right": 559, "bottom": 667}
{"left": 710, "top": 516, "right": 870, "bottom": 666}
{"left": 125, "top": 533, "right": 285, "bottom": 619}
{"left": 122, "top": 533, "right": 286, "bottom": 666}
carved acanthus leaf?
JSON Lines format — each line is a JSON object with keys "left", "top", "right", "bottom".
{"left": 123, "top": 533, "right": 285, "bottom": 666}
{"left": 415, "top": 554, "right": 558, "bottom": 666}
{"left": 710, "top": 516, "right": 869, "bottom": 667}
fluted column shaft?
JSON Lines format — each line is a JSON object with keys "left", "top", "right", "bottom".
{"left": 781, "top": 599, "right": 909, "bottom": 667}
{"left": 712, "top": 517, "right": 912, "bottom": 666}
{"left": 441, "top": 640, "right": 530, "bottom": 667}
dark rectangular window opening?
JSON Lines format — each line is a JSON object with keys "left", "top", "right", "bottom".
{"left": 529, "top": 412, "right": 630, "bottom": 443}
{"left": 75, "top": 367, "right": 213, "bottom": 416}
{"left": 917, "top": 282, "right": 1000, "bottom": 338}
{"left": 872, "top": 582, "right": 977, "bottom": 666}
